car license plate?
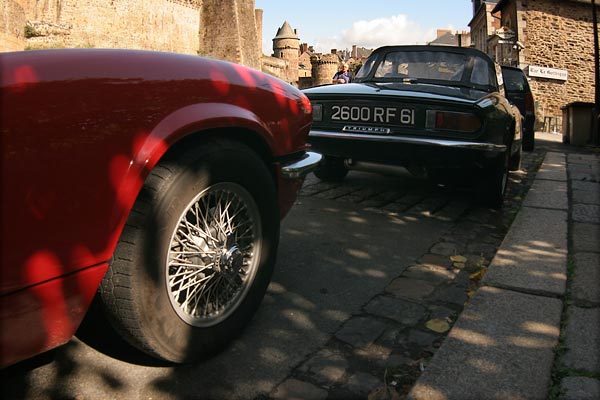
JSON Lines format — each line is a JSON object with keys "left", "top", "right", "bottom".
{"left": 329, "top": 105, "right": 415, "bottom": 126}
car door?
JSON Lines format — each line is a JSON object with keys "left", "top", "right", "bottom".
{"left": 501, "top": 66, "right": 535, "bottom": 151}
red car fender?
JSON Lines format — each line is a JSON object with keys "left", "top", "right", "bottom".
{"left": 106, "top": 102, "right": 280, "bottom": 263}
{"left": 135, "top": 102, "right": 277, "bottom": 167}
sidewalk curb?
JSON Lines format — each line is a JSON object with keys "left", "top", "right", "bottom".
{"left": 407, "top": 151, "right": 568, "bottom": 400}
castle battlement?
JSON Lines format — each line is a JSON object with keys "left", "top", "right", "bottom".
{"left": 2, "top": 0, "right": 354, "bottom": 89}
{"left": 166, "top": 0, "right": 201, "bottom": 9}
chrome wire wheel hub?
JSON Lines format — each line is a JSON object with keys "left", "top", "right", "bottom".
{"left": 166, "top": 182, "right": 261, "bottom": 327}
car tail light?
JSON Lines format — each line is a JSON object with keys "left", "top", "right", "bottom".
{"left": 298, "top": 94, "right": 313, "bottom": 116}
{"left": 426, "top": 110, "right": 481, "bottom": 132}
{"left": 311, "top": 103, "right": 322, "bottom": 121}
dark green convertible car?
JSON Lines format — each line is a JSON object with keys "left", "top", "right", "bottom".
{"left": 303, "top": 45, "right": 523, "bottom": 207}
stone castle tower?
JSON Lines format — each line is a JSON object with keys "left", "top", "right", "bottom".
{"left": 272, "top": 21, "right": 299, "bottom": 84}
{"left": 311, "top": 53, "right": 340, "bottom": 86}
{"left": 199, "top": 0, "right": 262, "bottom": 70}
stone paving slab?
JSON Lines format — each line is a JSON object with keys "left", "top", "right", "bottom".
{"left": 559, "top": 377, "right": 600, "bottom": 400}
{"left": 272, "top": 378, "right": 328, "bottom": 400}
{"left": 335, "top": 316, "right": 388, "bottom": 348}
{"left": 522, "top": 179, "right": 568, "bottom": 210}
{"left": 572, "top": 203, "right": 600, "bottom": 224}
{"left": 522, "top": 151, "right": 568, "bottom": 209}
{"left": 568, "top": 163, "right": 600, "bottom": 183}
{"left": 572, "top": 252, "right": 600, "bottom": 306}
{"left": 364, "top": 296, "right": 427, "bottom": 326}
{"left": 567, "top": 153, "right": 600, "bottom": 181}
{"left": 407, "top": 286, "right": 562, "bottom": 400}
{"left": 536, "top": 152, "right": 567, "bottom": 181}
{"left": 572, "top": 222, "right": 600, "bottom": 253}
{"left": 298, "top": 349, "right": 349, "bottom": 387}
{"left": 568, "top": 153, "right": 600, "bottom": 164}
{"left": 345, "top": 372, "right": 382, "bottom": 397}
{"left": 482, "top": 206, "right": 568, "bottom": 296}
{"left": 572, "top": 180, "right": 600, "bottom": 205}
{"left": 563, "top": 306, "right": 600, "bottom": 373}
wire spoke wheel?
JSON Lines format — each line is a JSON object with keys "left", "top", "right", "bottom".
{"left": 100, "top": 140, "right": 279, "bottom": 362}
{"left": 167, "top": 182, "right": 261, "bottom": 327}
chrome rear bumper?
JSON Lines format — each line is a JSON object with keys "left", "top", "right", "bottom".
{"left": 309, "top": 130, "right": 506, "bottom": 153}
{"left": 281, "top": 151, "right": 322, "bottom": 179}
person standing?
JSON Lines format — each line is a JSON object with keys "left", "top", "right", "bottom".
{"left": 332, "top": 63, "right": 350, "bottom": 84}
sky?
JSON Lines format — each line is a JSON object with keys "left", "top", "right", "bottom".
{"left": 255, "top": 0, "right": 474, "bottom": 54}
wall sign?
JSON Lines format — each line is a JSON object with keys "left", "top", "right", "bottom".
{"left": 528, "top": 65, "right": 568, "bottom": 81}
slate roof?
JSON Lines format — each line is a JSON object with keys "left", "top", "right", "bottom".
{"left": 274, "top": 21, "right": 298, "bottom": 40}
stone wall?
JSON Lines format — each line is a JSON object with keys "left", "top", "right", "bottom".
{"left": 520, "top": 0, "right": 596, "bottom": 122}
{"left": 13, "top": 0, "right": 201, "bottom": 54}
{"left": 298, "top": 52, "right": 312, "bottom": 78}
{"left": 199, "top": 0, "right": 261, "bottom": 70}
{"left": 1, "top": 0, "right": 26, "bottom": 52}
{"left": 261, "top": 54, "right": 287, "bottom": 79}
{"left": 3, "top": 0, "right": 271, "bottom": 77}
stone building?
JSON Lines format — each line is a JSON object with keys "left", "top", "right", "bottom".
{"left": 271, "top": 21, "right": 300, "bottom": 84}
{"left": 469, "top": 0, "right": 597, "bottom": 131}
{"left": 469, "top": 0, "right": 501, "bottom": 54}
{"left": 298, "top": 51, "right": 312, "bottom": 78}
{"left": 428, "top": 29, "right": 472, "bottom": 47}
{"left": 351, "top": 45, "right": 372, "bottom": 60}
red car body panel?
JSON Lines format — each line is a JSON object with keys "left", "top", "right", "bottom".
{"left": 0, "top": 263, "right": 108, "bottom": 367}
{"left": 0, "top": 49, "right": 313, "bottom": 367}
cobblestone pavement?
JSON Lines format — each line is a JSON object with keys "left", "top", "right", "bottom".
{"left": 266, "top": 146, "right": 549, "bottom": 400}
{"left": 4, "top": 135, "right": 586, "bottom": 400}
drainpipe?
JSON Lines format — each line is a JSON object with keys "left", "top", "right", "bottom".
{"left": 593, "top": 0, "right": 599, "bottom": 144}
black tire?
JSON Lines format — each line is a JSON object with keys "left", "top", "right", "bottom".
{"left": 100, "top": 139, "right": 279, "bottom": 363}
{"left": 313, "top": 156, "right": 348, "bottom": 182}
{"left": 522, "top": 129, "right": 535, "bottom": 152}
{"left": 481, "top": 150, "right": 509, "bottom": 208}
{"left": 509, "top": 142, "right": 522, "bottom": 171}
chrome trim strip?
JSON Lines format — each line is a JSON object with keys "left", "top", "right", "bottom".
{"left": 309, "top": 130, "right": 506, "bottom": 152}
{"left": 342, "top": 125, "right": 392, "bottom": 134}
{"left": 281, "top": 151, "right": 322, "bottom": 179}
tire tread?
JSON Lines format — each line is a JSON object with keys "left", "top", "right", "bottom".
{"left": 100, "top": 138, "right": 279, "bottom": 362}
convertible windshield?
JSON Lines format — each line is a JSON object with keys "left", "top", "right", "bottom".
{"left": 355, "top": 50, "right": 494, "bottom": 89}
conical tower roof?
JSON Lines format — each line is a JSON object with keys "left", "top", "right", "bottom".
{"left": 274, "top": 21, "right": 298, "bottom": 40}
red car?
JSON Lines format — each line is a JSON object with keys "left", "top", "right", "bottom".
{"left": 0, "top": 49, "right": 319, "bottom": 367}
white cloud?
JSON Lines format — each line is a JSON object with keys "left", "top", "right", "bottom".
{"left": 311, "top": 14, "right": 450, "bottom": 53}
{"left": 312, "top": 36, "right": 344, "bottom": 53}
